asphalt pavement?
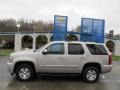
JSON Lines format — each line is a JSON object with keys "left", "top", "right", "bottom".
{"left": 0, "top": 56, "right": 120, "bottom": 90}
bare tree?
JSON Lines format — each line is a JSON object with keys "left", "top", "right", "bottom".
{"left": 0, "top": 18, "right": 53, "bottom": 33}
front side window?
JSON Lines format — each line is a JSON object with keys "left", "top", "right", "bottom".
{"left": 86, "top": 44, "right": 108, "bottom": 55}
{"left": 46, "top": 43, "right": 64, "bottom": 54}
{"left": 68, "top": 43, "right": 84, "bottom": 55}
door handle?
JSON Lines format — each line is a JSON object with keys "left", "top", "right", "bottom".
{"left": 80, "top": 57, "right": 86, "bottom": 60}
{"left": 58, "top": 57, "right": 64, "bottom": 60}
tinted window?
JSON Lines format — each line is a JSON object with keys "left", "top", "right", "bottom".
{"left": 47, "top": 43, "right": 64, "bottom": 54}
{"left": 68, "top": 43, "right": 84, "bottom": 55}
{"left": 86, "top": 44, "right": 108, "bottom": 55}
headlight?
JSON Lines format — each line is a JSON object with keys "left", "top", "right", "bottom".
{"left": 9, "top": 56, "right": 13, "bottom": 63}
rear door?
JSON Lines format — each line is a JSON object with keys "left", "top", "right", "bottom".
{"left": 66, "top": 43, "right": 86, "bottom": 73}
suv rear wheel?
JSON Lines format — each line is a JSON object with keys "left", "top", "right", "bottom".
{"left": 82, "top": 67, "right": 99, "bottom": 83}
{"left": 16, "top": 64, "right": 34, "bottom": 81}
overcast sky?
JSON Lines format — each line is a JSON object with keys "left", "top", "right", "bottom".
{"left": 0, "top": 0, "right": 119, "bottom": 34}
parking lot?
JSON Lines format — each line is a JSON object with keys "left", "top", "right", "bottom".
{"left": 0, "top": 56, "right": 120, "bottom": 90}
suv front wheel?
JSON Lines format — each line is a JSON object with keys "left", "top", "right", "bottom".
{"left": 82, "top": 67, "right": 99, "bottom": 83}
{"left": 16, "top": 64, "right": 34, "bottom": 81}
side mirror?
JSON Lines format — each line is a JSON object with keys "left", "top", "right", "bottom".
{"left": 42, "top": 49, "right": 48, "bottom": 55}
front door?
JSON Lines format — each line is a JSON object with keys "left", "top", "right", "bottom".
{"left": 37, "top": 43, "right": 66, "bottom": 73}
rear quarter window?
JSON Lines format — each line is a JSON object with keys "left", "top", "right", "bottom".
{"left": 86, "top": 44, "right": 108, "bottom": 55}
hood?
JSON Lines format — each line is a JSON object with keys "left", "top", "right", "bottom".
{"left": 10, "top": 49, "right": 34, "bottom": 57}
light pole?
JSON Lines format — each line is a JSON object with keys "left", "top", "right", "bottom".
{"left": 16, "top": 24, "right": 20, "bottom": 33}
{"left": 33, "top": 25, "right": 36, "bottom": 34}
{"left": 16, "top": 24, "right": 21, "bottom": 51}
{"left": 33, "top": 25, "right": 36, "bottom": 50}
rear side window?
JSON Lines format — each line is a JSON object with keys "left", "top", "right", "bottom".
{"left": 86, "top": 44, "right": 108, "bottom": 55}
{"left": 68, "top": 43, "right": 84, "bottom": 55}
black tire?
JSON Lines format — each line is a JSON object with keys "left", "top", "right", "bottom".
{"left": 82, "top": 67, "right": 99, "bottom": 83}
{"left": 16, "top": 64, "right": 34, "bottom": 81}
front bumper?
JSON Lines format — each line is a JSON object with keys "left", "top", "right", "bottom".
{"left": 101, "top": 65, "right": 112, "bottom": 73}
{"left": 7, "top": 62, "right": 14, "bottom": 75}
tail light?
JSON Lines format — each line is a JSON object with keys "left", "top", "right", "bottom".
{"left": 108, "top": 55, "right": 112, "bottom": 65}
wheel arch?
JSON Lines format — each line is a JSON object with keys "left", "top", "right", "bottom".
{"left": 82, "top": 62, "right": 101, "bottom": 73}
{"left": 13, "top": 61, "right": 36, "bottom": 74}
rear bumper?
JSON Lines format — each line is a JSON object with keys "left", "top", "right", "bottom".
{"left": 101, "top": 65, "right": 112, "bottom": 73}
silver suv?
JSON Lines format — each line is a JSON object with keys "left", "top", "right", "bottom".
{"left": 7, "top": 41, "right": 112, "bottom": 83}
